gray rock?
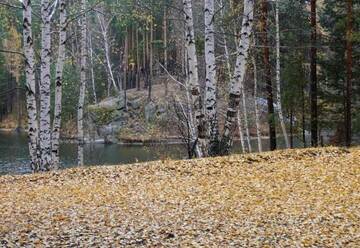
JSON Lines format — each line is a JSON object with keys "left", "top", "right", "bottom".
{"left": 128, "top": 98, "right": 142, "bottom": 110}
{"left": 144, "top": 101, "right": 157, "bottom": 122}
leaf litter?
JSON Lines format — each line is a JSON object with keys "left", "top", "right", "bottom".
{"left": 0, "top": 147, "right": 359, "bottom": 247}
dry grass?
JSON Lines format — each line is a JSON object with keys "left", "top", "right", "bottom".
{"left": 0, "top": 147, "right": 359, "bottom": 247}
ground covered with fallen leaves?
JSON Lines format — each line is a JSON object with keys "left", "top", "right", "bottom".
{"left": 1, "top": 147, "right": 359, "bottom": 247}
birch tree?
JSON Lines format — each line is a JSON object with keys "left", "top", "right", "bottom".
{"left": 51, "top": 0, "right": 67, "bottom": 168}
{"left": 220, "top": 0, "right": 254, "bottom": 155}
{"left": 218, "top": 0, "right": 232, "bottom": 77}
{"left": 183, "top": 0, "right": 206, "bottom": 157}
{"left": 39, "top": 0, "right": 53, "bottom": 170}
{"left": 96, "top": 11, "right": 118, "bottom": 93}
{"left": 21, "top": 0, "right": 39, "bottom": 171}
{"left": 78, "top": 0, "right": 87, "bottom": 166}
{"left": 204, "top": 0, "right": 219, "bottom": 156}
{"left": 275, "top": 0, "right": 290, "bottom": 149}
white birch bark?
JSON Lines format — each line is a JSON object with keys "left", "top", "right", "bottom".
{"left": 183, "top": 46, "right": 201, "bottom": 158}
{"left": 252, "top": 54, "right": 263, "bottom": 152}
{"left": 97, "top": 13, "right": 118, "bottom": 92}
{"left": 275, "top": 0, "right": 290, "bottom": 148}
{"left": 22, "top": 0, "right": 39, "bottom": 172}
{"left": 51, "top": 0, "right": 67, "bottom": 168}
{"left": 183, "top": 0, "right": 205, "bottom": 157}
{"left": 39, "top": 0, "right": 52, "bottom": 170}
{"left": 204, "top": 0, "right": 219, "bottom": 155}
{"left": 219, "top": 0, "right": 232, "bottom": 76}
{"left": 78, "top": 0, "right": 87, "bottom": 166}
{"left": 221, "top": 0, "right": 254, "bottom": 155}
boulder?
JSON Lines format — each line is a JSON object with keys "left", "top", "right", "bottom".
{"left": 128, "top": 98, "right": 142, "bottom": 110}
{"left": 145, "top": 101, "right": 157, "bottom": 122}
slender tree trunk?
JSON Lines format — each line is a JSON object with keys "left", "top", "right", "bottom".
{"left": 242, "top": 84, "right": 252, "bottom": 153}
{"left": 78, "top": 0, "right": 87, "bottom": 166}
{"left": 136, "top": 26, "right": 141, "bottom": 91}
{"left": 22, "top": 0, "right": 39, "bottom": 172}
{"left": 39, "top": 0, "right": 52, "bottom": 170}
{"left": 16, "top": 87, "right": 21, "bottom": 130}
{"left": 310, "top": 0, "right": 318, "bottom": 147}
{"left": 51, "top": 0, "right": 67, "bottom": 168}
{"left": 88, "top": 29, "right": 97, "bottom": 103}
{"left": 290, "top": 107, "right": 294, "bottom": 148}
{"left": 97, "top": 13, "right": 118, "bottom": 93}
{"left": 143, "top": 27, "right": 147, "bottom": 88}
{"left": 220, "top": 0, "right": 254, "bottom": 155}
{"left": 163, "top": 6, "right": 168, "bottom": 70}
{"left": 275, "top": 0, "right": 289, "bottom": 149}
{"left": 183, "top": 0, "right": 206, "bottom": 157}
{"left": 260, "top": 0, "right": 276, "bottom": 151}
{"left": 163, "top": 7, "right": 168, "bottom": 96}
{"left": 253, "top": 54, "right": 263, "bottom": 152}
{"left": 237, "top": 109, "right": 246, "bottom": 153}
{"left": 345, "top": 0, "right": 353, "bottom": 147}
{"left": 302, "top": 86, "right": 306, "bottom": 148}
{"left": 149, "top": 17, "right": 153, "bottom": 100}
{"left": 184, "top": 58, "right": 201, "bottom": 158}
{"left": 219, "top": 0, "right": 231, "bottom": 77}
{"left": 124, "top": 28, "right": 129, "bottom": 111}
{"left": 204, "top": 0, "right": 219, "bottom": 156}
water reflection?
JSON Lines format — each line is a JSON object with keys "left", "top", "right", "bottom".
{"left": 0, "top": 130, "right": 306, "bottom": 175}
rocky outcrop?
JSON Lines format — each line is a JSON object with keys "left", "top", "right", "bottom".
{"left": 86, "top": 90, "right": 171, "bottom": 144}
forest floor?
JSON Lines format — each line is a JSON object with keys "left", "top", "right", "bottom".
{"left": 0, "top": 147, "right": 359, "bottom": 247}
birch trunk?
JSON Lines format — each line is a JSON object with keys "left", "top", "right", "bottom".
{"left": 39, "top": 0, "right": 52, "bottom": 170}
{"left": 97, "top": 13, "right": 118, "bottom": 93}
{"left": 220, "top": 0, "right": 254, "bottom": 155}
{"left": 219, "top": 0, "right": 231, "bottom": 76}
{"left": 183, "top": 0, "right": 206, "bottom": 157}
{"left": 275, "top": 0, "right": 290, "bottom": 149}
{"left": 184, "top": 52, "right": 201, "bottom": 158}
{"left": 252, "top": 54, "right": 263, "bottom": 152}
{"left": 51, "top": 0, "right": 67, "bottom": 168}
{"left": 204, "top": 0, "right": 219, "bottom": 156}
{"left": 22, "top": 0, "right": 39, "bottom": 172}
{"left": 78, "top": 0, "right": 87, "bottom": 166}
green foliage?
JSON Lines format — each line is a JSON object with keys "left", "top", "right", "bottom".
{"left": 319, "top": 0, "right": 360, "bottom": 132}
{"left": 88, "top": 107, "right": 117, "bottom": 126}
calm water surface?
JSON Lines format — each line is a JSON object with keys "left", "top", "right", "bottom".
{"left": 0, "top": 131, "right": 187, "bottom": 175}
{"left": 0, "top": 131, "right": 304, "bottom": 175}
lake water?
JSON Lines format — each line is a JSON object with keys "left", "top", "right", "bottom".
{"left": 0, "top": 131, "right": 303, "bottom": 175}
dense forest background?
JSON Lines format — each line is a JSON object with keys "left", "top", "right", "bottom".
{"left": 0, "top": 0, "right": 359, "bottom": 171}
